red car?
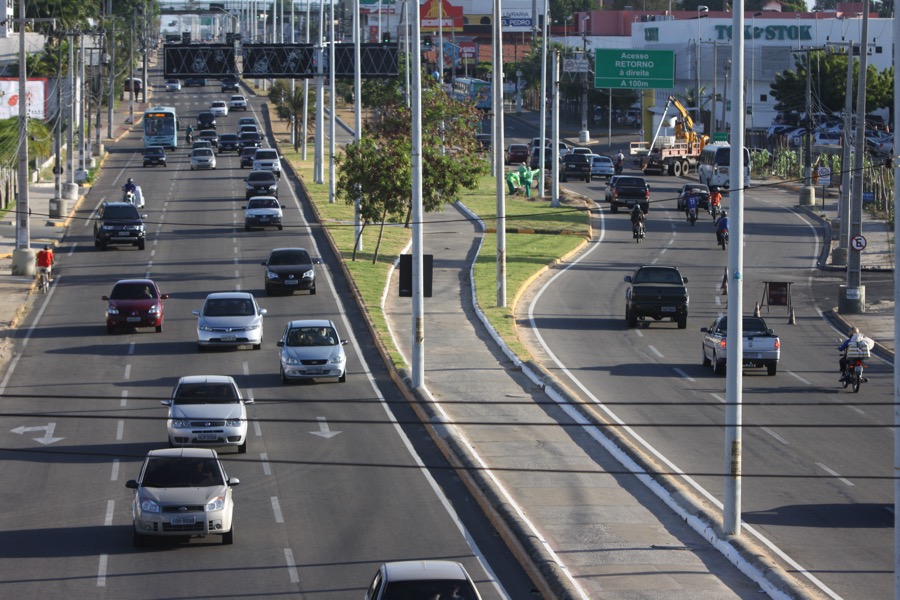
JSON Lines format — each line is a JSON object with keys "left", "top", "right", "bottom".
{"left": 102, "top": 279, "right": 168, "bottom": 334}
{"left": 504, "top": 143, "right": 530, "bottom": 165}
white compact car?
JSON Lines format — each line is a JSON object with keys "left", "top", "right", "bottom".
{"left": 190, "top": 147, "right": 216, "bottom": 170}
{"left": 277, "top": 319, "right": 348, "bottom": 383}
{"left": 252, "top": 148, "right": 282, "bottom": 178}
{"left": 162, "top": 375, "right": 253, "bottom": 453}
{"left": 209, "top": 100, "right": 229, "bottom": 117}
{"left": 229, "top": 95, "right": 248, "bottom": 111}
{"left": 126, "top": 447, "right": 239, "bottom": 546}
{"left": 194, "top": 291, "right": 266, "bottom": 350}
{"left": 165, "top": 79, "right": 181, "bottom": 91}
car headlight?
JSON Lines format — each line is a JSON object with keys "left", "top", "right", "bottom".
{"left": 139, "top": 496, "right": 160, "bottom": 513}
{"left": 207, "top": 495, "right": 226, "bottom": 511}
{"left": 283, "top": 355, "right": 300, "bottom": 365}
{"left": 225, "top": 418, "right": 242, "bottom": 427}
{"left": 266, "top": 270, "right": 279, "bottom": 280}
{"left": 303, "top": 269, "right": 315, "bottom": 279}
{"left": 245, "top": 323, "right": 261, "bottom": 331}
{"left": 199, "top": 324, "right": 215, "bottom": 332}
{"left": 329, "top": 354, "right": 346, "bottom": 365}
{"left": 170, "top": 418, "right": 190, "bottom": 428}
{"left": 107, "top": 305, "right": 120, "bottom": 315}
{"left": 148, "top": 304, "right": 161, "bottom": 315}
{"left": 102, "top": 224, "right": 115, "bottom": 230}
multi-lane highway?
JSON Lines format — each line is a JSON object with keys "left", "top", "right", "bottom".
{"left": 506, "top": 143, "right": 894, "bottom": 600}
{"left": 0, "top": 78, "right": 535, "bottom": 599}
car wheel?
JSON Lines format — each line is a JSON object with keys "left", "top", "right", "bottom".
{"left": 713, "top": 353, "right": 725, "bottom": 375}
{"left": 222, "top": 527, "right": 234, "bottom": 545}
{"left": 265, "top": 285, "right": 273, "bottom": 296}
{"left": 133, "top": 527, "right": 145, "bottom": 548}
{"left": 677, "top": 314, "right": 687, "bottom": 329}
{"left": 99, "top": 241, "right": 108, "bottom": 251}
{"left": 626, "top": 307, "right": 637, "bottom": 328}
{"left": 310, "top": 286, "right": 316, "bottom": 295}
{"left": 611, "top": 204, "right": 618, "bottom": 214}
{"left": 137, "top": 240, "right": 145, "bottom": 250}
{"left": 237, "top": 440, "right": 247, "bottom": 454}
{"left": 585, "top": 175, "right": 592, "bottom": 183}
{"left": 767, "top": 363, "right": 777, "bottom": 376}
{"left": 253, "top": 343, "right": 261, "bottom": 350}
{"left": 702, "top": 346, "right": 711, "bottom": 366}
{"left": 155, "top": 324, "right": 163, "bottom": 333}
{"left": 244, "top": 225, "right": 251, "bottom": 232}
{"left": 107, "top": 324, "right": 114, "bottom": 335}
{"left": 277, "top": 225, "right": 283, "bottom": 230}
{"left": 197, "top": 344, "right": 206, "bottom": 352}
{"left": 339, "top": 372, "right": 346, "bottom": 383}
{"left": 281, "top": 368, "right": 289, "bottom": 384}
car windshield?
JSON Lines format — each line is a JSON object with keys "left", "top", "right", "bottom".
{"left": 193, "top": 149, "right": 213, "bottom": 157}
{"left": 285, "top": 326, "right": 338, "bottom": 347}
{"left": 111, "top": 283, "right": 157, "bottom": 300}
{"left": 204, "top": 298, "right": 255, "bottom": 317}
{"left": 269, "top": 249, "right": 310, "bottom": 265}
{"left": 248, "top": 198, "right": 278, "bottom": 209}
{"left": 103, "top": 205, "right": 140, "bottom": 220}
{"left": 141, "top": 457, "right": 225, "bottom": 488}
{"left": 383, "top": 581, "right": 478, "bottom": 599}
{"left": 632, "top": 268, "right": 682, "bottom": 284}
{"left": 248, "top": 172, "right": 275, "bottom": 183}
{"left": 174, "top": 382, "right": 239, "bottom": 404}
{"left": 256, "top": 151, "right": 277, "bottom": 160}
{"left": 145, "top": 147, "right": 164, "bottom": 156}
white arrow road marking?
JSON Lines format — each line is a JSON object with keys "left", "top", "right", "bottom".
{"left": 11, "top": 422, "right": 64, "bottom": 444}
{"left": 309, "top": 416, "right": 341, "bottom": 439}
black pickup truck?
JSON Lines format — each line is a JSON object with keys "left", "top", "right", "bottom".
{"left": 624, "top": 265, "right": 689, "bottom": 329}
{"left": 560, "top": 153, "right": 592, "bottom": 182}
{"left": 606, "top": 175, "right": 650, "bottom": 214}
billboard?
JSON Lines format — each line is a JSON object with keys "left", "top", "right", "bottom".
{"left": 0, "top": 78, "right": 49, "bottom": 120}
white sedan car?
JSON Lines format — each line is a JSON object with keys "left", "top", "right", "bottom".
{"left": 165, "top": 79, "right": 181, "bottom": 91}
{"left": 194, "top": 292, "right": 266, "bottom": 350}
{"left": 277, "top": 319, "right": 348, "bottom": 383}
{"left": 229, "top": 95, "right": 248, "bottom": 111}
{"left": 209, "top": 100, "right": 229, "bottom": 117}
{"left": 243, "top": 196, "right": 283, "bottom": 231}
{"left": 126, "top": 448, "right": 238, "bottom": 547}
{"left": 190, "top": 147, "right": 216, "bottom": 170}
{"left": 162, "top": 375, "right": 253, "bottom": 453}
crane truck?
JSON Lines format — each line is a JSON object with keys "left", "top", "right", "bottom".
{"left": 641, "top": 97, "right": 710, "bottom": 177}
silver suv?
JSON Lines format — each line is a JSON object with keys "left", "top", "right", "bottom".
{"left": 252, "top": 148, "right": 282, "bottom": 178}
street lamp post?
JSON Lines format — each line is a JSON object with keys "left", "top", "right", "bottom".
{"left": 579, "top": 14, "right": 590, "bottom": 143}
{"left": 721, "top": 59, "right": 731, "bottom": 133}
{"left": 696, "top": 6, "right": 708, "bottom": 131}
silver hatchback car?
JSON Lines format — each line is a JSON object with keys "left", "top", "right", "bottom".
{"left": 126, "top": 447, "right": 239, "bottom": 547}
{"left": 194, "top": 292, "right": 266, "bottom": 350}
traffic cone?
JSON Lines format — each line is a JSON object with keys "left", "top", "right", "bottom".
{"left": 754, "top": 302, "right": 760, "bottom": 317}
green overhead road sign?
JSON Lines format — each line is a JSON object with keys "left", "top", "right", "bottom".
{"left": 594, "top": 49, "right": 674, "bottom": 90}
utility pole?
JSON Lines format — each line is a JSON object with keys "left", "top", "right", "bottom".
{"left": 11, "top": 0, "right": 55, "bottom": 276}
{"left": 791, "top": 46, "right": 822, "bottom": 206}
{"left": 828, "top": 39, "right": 857, "bottom": 266}
{"left": 492, "top": 0, "right": 505, "bottom": 307}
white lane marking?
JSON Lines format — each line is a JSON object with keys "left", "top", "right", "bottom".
{"left": 673, "top": 367, "right": 695, "bottom": 382}
{"left": 104, "top": 499, "right": 115, "bottom": 526}
{"left": 634, "top": 329, "right": 644, "bottom": 338}
{"left": 97, "top": 554, "right": 108, "bottom": 587}
{"left": 116, "top": 420, "right": 124, "bottom": 441}
{"left": 710, "top": 393, "right": 725, "bottom": 404}
{"left": 816, "top": 462, "right": 854, "bottom": 486}
{"left": 110, "top": 459, "right": 119, "bottom": 481}
{"left": 788, "top": 371, "right": 812, "bottom": 385}
{"left": 284, "top": 548, "right": 300, "bottom": 583}
{"left": 261, "top": 452, "right": 272, "bottom": 476}
{"left": 128, "top": 341, "right": 135, "bottom": 355}
{"left": 253, "top": 419, "right": 262, "bottom": 437}
{"left": 648, "top": 345, "right": 663, "bottom": 358}
{"left": 123, "top": 364, "right": 131, "bottom": 380}
{"left": 271, "top": 497, "right": 284, "bottom": 523}
{"left": 761, "top": 427, "right": 789, "bottom": 445}
{"left": 120, "top": 390, "right": 128, "bottom": 407}
{"left": 242, "top": 362, "right": 250, "bottom": 375}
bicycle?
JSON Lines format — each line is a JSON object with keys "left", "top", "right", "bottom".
{"left": 36, "top": 268, "right": 50, "bottom": 294}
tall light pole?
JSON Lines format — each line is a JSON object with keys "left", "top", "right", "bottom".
{"left": 721, "top": 59, "right": 730, "bottom": 134}
{"left": 696, "top": 6, "right": 707, "bottom": 130}
{"left": 579, "top": 14, "right": 590, "bottom": 143}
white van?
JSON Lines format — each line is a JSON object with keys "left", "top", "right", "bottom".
{"left": 697, "top": 143, "right": 751, "bottom": 190}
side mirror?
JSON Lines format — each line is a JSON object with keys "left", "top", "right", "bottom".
{"left": 161, "top": 399, "right": 172, "bottom": 406}
{"left": 160, "top": 294, "right": 169, "bottom": 300}
{"left": 126, "top": 480, "right": 139, "bottom": 489}
{"left": 276, "top": 340, "right": 284, "bottom": 347}
{"left": 259, "top": 308, "right": 267, "bottom": 315}
{"left": 192, "top": 309, "right": 200, "bottom": 316}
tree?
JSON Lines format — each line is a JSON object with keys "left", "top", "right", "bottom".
{"left": 269, "top": 81, "right": 313, "bottom": 151}
{"left": 769, "top": 51, "right": 894, "bottom": 118}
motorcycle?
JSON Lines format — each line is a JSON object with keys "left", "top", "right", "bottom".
{"left": 709, "top": 203, "right": 720, "bottom": 220}
{"left": 841, "top": 356, "right": 868, "bottom": 393}
{"left": 614, "top": 157, "right": 624, "bottom": 175}
{"left": 123, "top": 190, "right": 135, "bottom": 204}
{"left": 632, "top": 221, "right": 645, "bottom": 243}
{"left": 185, "top": 131, "right": 193, "bottom": 144}
{"left": 718, "top": 229, "right": 729, "bottom": 250}
{"left": 687, "top": 206, "right": 698, "bottom": 225}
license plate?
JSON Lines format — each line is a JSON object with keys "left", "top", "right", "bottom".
{"left": 197, "top": 434, "right": 218, "bottom": 441}
{"left": 745, "top": 353, "right": 761, "bottom": 359}
{"left": 661, "top": 306, "right": 675, "bottom": 312}
{"left": 220, "top": 335, "right": 236, "bottom": 341}
{"left": 259, "top": 216, "right": 269, "bottom": 221}
{"left": 304, "top": 370, "right": 324, "bottom": 375}
{"left": 285, "top": 280, "right": 298, "bottom": 285}
{"left": 116, "top": 232, "right": 131, "bottom": 236}
{"left": 170, "top": 516, "right": 196, "bottom": 525}
{"left": 126, "top": 317, "right": 142, "bottom": 323}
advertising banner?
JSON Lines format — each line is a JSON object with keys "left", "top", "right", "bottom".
{"left": 0, "top": 78, "right": 48, "bottom": 120}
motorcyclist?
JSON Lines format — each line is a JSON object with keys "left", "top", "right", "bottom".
{"left": 715, "top": 211, "right": 729, "bottom": 245}
{"left": 684, "top": 191, "right": 699, "bottom": 222}
{"left": 122, "top": 178, "right": 137, "bottom": 201}
{"left": 185, "top": 124, "right": 194, "bottom": 143}
{"left": 709, "top": 186, "right": 722, "bottom": 216}
{"left": 614, "top": 150, "right": 625, "bottom": 173}
{"left": 838, "top": 326, "right": 874, "bottom": 382}
{"left": 630, "top": 204, "right": 645, "bottom": 237}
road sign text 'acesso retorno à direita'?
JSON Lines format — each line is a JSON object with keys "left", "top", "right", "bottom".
{"left": 593, "top": 49, "right": 675, "bottom": 90}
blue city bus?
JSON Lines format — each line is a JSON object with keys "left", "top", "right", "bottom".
{"left": 143, "top": 106, "right": 179, "bottom": 149}
{"left": 450, "top": 77, "right": 490, "bottom": 103}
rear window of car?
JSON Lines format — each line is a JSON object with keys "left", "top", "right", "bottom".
{"left": 563, "top": 154, "right": 589, "bottom": 163}
{"left": 593, "top": 156, "right": 612, "bottom": 164}
{"left": 616, "top": 177, "right": 646, "bottom": 186}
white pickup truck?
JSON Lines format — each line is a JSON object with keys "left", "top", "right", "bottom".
{"left": 700, "top": 315, "right": 781, "bottom": 376}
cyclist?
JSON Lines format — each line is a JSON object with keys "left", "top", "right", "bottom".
{"left": 36, "top": 244, "right": 54, "bottom": 282}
